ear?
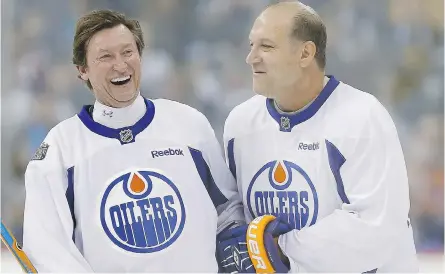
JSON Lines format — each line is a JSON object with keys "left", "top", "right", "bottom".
{"left": 300, "top": 41, "right": 316, "bottom": 68}
{"left": 77, "top": 65, "right": 89, "bottom": 81}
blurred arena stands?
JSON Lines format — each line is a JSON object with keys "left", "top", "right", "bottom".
{"left": 1, "top": 0, "right": 443, "bottom": 272}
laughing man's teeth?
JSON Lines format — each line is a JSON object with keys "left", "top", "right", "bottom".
{"left": 111, "top": 76, "right": 130, "bottom": 83}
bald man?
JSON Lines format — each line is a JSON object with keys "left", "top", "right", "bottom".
{"left": 221, "top": 1, "right": 419, "bottom": 273}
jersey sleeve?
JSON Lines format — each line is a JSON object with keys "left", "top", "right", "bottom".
{"left": 193, "top": 114, "right": 245, "bottom": 233}
{"left": 22, "top": 129, "right": 93, "bottom": 272}
{"left": 278, "top": 102, "right": 413, "bottom": 273}
{"left": 223, "top": 115, "right": 237, "bottom": 182}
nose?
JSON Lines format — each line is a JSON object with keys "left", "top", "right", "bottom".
{"left": 246, "top": 48, "right": 261, "bottom": 65}
{"left": 113, "top": 57, "right": 128, "bottom": 72}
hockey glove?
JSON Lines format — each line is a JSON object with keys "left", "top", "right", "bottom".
{"left": 246, "top": 215, "right": 293, "bottom": 273}
{"left": 216, "top": 225, "right": 255, "bottom": 273}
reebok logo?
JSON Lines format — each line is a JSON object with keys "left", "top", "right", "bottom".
{"left": 151, "top": 148, "right": 184, "bottom": 158}
{"left": 298, "top": 142, "right": 319, "bottom": 151}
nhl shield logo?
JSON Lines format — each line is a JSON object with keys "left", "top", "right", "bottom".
{"left": 119, "top": 129, "right": 134, "bottom": 143}
{"left": 280, "top": 116, "right": 290, "bottom": 131}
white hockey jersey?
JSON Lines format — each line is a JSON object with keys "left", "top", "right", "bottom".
{"left": 23, "top": 97, "right": 244, "bottom": 272}
{"left": 223, "top": 76, "right": 419, "bottom": 273}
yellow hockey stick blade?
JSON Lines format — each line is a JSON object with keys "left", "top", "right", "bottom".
{"left": 1, "top": 221, "right": 37, "bottom": 273}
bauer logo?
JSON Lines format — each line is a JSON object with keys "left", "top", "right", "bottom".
{"left": 246, "top": 161, "right": 318, "bottom": 230}
{"left": 100, "top": 169, "right": 186, "bottom": 253}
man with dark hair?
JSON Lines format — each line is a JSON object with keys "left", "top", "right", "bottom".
{"left": 72, "top": 9, "right": 145, "bottom": 93}
{"left": 221, "top": 1, "right": 419, "bottom": 272}
{"left": 22, "top": 9, "right": 246, "bottom": 272}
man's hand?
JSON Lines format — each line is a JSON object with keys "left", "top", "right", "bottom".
{"left": 216, "top": 225, "right": 255, "bottom": 273}
{"left": 246, "top": 215, "right": 293, "bottom": 273}
{"left": 272, "top": 236, "right": 287, "bottom": 262}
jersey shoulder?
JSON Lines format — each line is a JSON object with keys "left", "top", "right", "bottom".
{"left": 152, "top": 98, "right": 214, "bottom": 141}
{"left": 329, "top": 81, "right": 397, "bottom": 135}
{"left": 335, "top": 82, "right": 382, "bottom": 112}
{"left": 224, "top": 95, "right": 266, "bottom": 139}
{"left": 51, "top": 114, "right": 87, "bottom": 147}
{"left": 38, "top": 114, "right": 83, "bottom": 148}
{"left": 27, "top": 115, "right": 82, "bottom": 172}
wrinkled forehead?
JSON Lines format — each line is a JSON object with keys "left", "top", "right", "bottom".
{"left": 87, "top": 25, "right": 137, "bottom": 54}
{"left": 249, "top": 11, "right": 293, "bottom": 43}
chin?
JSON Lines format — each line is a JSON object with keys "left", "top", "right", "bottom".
{"left": 253, "top": 84, "right": 271, "bottom": 98}
{"left": 111, "top": 93, "right": 137, "bottom": 106}
{"left": 121, "top": 91, "right": 138, "bottom": 102}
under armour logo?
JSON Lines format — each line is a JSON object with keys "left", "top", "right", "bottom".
{"left": 102, "top": 110, "right": 113, "bottom": 117}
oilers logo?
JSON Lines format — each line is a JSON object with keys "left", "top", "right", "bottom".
{"left": 246, "top": 160, "right": 318, "bottom": 230}
{"left": 100, "top": 169, "right": 186, "bottom": 253}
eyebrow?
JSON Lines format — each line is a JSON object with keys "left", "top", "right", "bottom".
{"left": 250, "top": 38, "right": 275, "bottom": 44}
{"left": 97, "top": 43, "right": 134, "bottom": 52}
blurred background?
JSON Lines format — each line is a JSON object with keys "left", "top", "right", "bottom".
{"left": 1, "top": 0, "right": 443, "bottom": 272}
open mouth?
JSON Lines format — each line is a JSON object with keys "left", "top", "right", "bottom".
{"left": 110, "top": 75, "right": 131, "bottom": 86}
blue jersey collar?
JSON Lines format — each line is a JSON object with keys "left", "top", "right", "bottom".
{"left": 266, "top": 75, "right": 339, "bottom": 132}
{"left": 77, "top": 97, "right": 155, "bottom": 145}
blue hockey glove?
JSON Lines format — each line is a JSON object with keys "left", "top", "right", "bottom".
{"left": 216, "top": 225, "right": 255, "bottom": 273}
{"left": 246, "top": 215, "right": 293, "bottom": 273}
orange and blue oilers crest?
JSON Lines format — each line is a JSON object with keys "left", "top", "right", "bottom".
{"left": 246, "top": 160, "right": 318, "bottom": 229}
{"left": 100, "top": 169, "right": 186, "bottom": 253}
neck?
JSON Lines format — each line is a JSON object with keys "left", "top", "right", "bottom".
{"left": 99, "top": 94, "right": 138, "bottom": 108}
{"left": 92, "top": 93, "right": 146, "bottom": 129}
{"left": 275, "top": 72, "right": 326, "bottom": 112}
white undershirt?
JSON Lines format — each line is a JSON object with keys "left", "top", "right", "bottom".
{"left": 92, "top": 94, "right": 146, "bottom": 129}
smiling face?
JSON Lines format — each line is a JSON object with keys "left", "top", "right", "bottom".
{"left": 77, "top": 24, "right": 141, "bottom": 108}
{"left": 246, "top": 7, "right": 306, "bottom": 99}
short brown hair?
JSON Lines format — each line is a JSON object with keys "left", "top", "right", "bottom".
{"left": 291, "top": 12, "right": 327, "bottom": 69}
{"left": 72, "top": 9, "right": 145, "bottom": 89}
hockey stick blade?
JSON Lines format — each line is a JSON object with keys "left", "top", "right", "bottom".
{"left": 1, "top": 221, "right": 37, "bottom": 273}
